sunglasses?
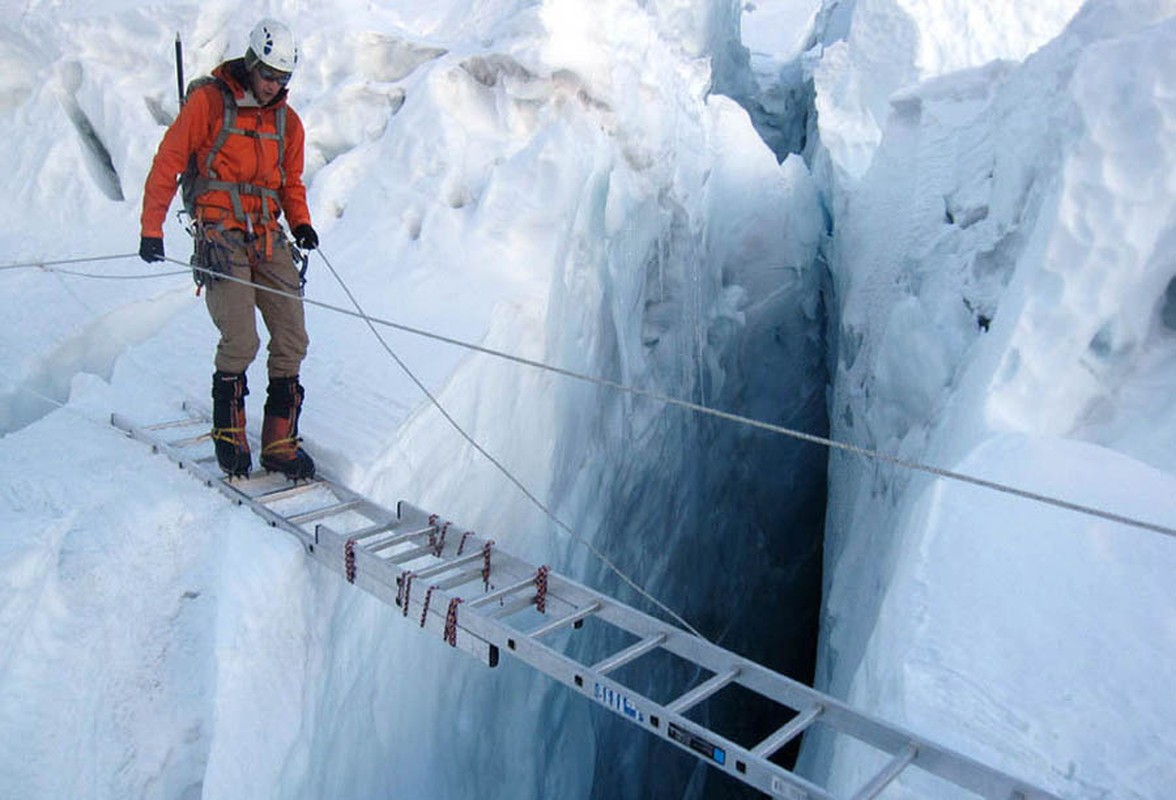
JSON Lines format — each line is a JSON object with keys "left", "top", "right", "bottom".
{"left": 256, "top": 65, "right": 292, "bottom": 86}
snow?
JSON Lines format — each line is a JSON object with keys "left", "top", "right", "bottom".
{"left": 1, "top": 1, "right": 1175, "bottom": 799}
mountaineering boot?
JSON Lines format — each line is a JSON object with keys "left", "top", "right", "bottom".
{"left": 211, "top": 371, "right": 251, "bottom": 477}
{"left": 260, "top": 376, "right": 316, "bottom": 480}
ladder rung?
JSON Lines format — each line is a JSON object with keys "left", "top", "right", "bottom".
{"left": 367, "top": 525, "right": 437, "bottom": 554}
{"left": 383, "top": 541, "right": 440, "bottom": 565}
{"left": 467, "top": 574, "right": 540, "bottom": 609}
{"left": 145, "top": 417, "right": 206, "bottom": 431}
{"left": 253, "top": 482, "right": 322, "bottom": 504}
{"left": 591, "top": 633, "right": 668, "bottom": 676}
{"left": 168, "top": 432, "right": 212, "bottom": 448}
{"left": 852, "top": 744, "right": 918, "bottom": 800}
{"left": 529, "top": 601, "right": 602, "bottom": 639}
{"left": 410, "top": 549, "right": 489, "bottom": 582}
{"left": 666, "top": 668, "right": 741, "bottom": 716}
{"left": 337, "top": 519, "right": 400, "bottom": 542}
{"left": 287, "top": 499, "right": 363, "bottom": 525}
{"left": 489, "top": 594, "right": 538, "bottom": 619}
{"left": 752, "top": 704, "right": 824, "bottom": 758}
{"left": 433, "top": 568, "right": 485, "bottom": 593}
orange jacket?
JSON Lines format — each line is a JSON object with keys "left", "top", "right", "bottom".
{"left": 140, "top": 59, "right": 311, "bottom": 238}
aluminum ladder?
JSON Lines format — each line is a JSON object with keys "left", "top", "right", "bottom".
{"left": 112, "top": 407, "right": 1060, "bottom": 800}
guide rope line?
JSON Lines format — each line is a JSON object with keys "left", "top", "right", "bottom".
{"left": 6, "top": 252, "right": 1176, "bottom": 543}
{"left": 310, "top": 245, "right": 703, "bottom": 635}
{"left": 0, "top": 254, "right": 188, "bottom": 279}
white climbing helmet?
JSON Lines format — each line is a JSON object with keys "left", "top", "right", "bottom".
{"left": 246, "top": 18, "right": 298, "bottom": 73}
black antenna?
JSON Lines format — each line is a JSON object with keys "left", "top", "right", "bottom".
{"left": 175, "top": 33, "right": 185, "bottom": 108}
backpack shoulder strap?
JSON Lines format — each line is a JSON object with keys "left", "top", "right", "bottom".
{"left": 197, "top": 79, "right": 237, "bottom": 179}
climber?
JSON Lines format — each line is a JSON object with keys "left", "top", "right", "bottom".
{"left": 138, "top": 18, "right": 317, "bottom": 480}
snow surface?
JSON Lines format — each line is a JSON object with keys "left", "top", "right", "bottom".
{"left": 1, "top": 0, "right": 1175, "bottom": 798}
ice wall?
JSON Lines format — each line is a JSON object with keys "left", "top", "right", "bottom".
{"left": 350, "top": 2, "right": 830, "bottom": 796}
{"left": 802, "top": 0, "right": 1176, "bottom": 795}
{"left": 0, "top": 1, "right": 830, "bottom": 799}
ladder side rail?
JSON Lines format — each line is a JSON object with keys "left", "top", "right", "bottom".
{"left": 452, "top": 607, "right": 838, "bottom": 800}
{"left": 527, "top": 566, "right": 1062, "bottom": 800}
{"left": 114, "top": 427, "right": 1059, "bottom": 800}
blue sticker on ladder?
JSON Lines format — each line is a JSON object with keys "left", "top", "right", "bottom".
{"left": 593, "top": 683, "right": 645, "bottom": 723}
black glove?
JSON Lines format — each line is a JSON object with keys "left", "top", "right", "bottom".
{"left": 293, "top": 224, "right": 318, "bottom": 250}
{"left": 139, "top": 236, "right": 165, "bottom": 263}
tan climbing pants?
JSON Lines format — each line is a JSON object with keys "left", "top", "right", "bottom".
{"left": 203, "top": 230, "right": 309, "bottom": 378}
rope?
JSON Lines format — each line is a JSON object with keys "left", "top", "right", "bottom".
{"left": 397, "top": 571, "right": 416, "bottom": 616}
{"left": 535, "top": 565, "right": 551, "bottom": 614}
{"left": 420, "top": 585, "right": 438, "bottom": 628}
{"left": 310, "top": 247, "right": 706, "bottom": 634}
{"left": 457, "top": 530, "right": 475, "bottom": 556}
{"left": 0, "top": 253, "right": 140, "bottom": 270}
{"left": 443, "top": 597, "right": 463, "bottom": 646}
{"left": 429, "top": 522, "right": 449, "bottom": 557}
{"left": 481, "top": 540, "right": 494, "bottom": 592}
{"left": 5, "top": 253, "right": 1175, "bottom": 545}
{"left": 344, "top": 539, "right": 357, "bottom": 584}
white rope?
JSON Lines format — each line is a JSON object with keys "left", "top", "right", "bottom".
{"left": 5, "top": 252, "right": 1176, "bottom": 542}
